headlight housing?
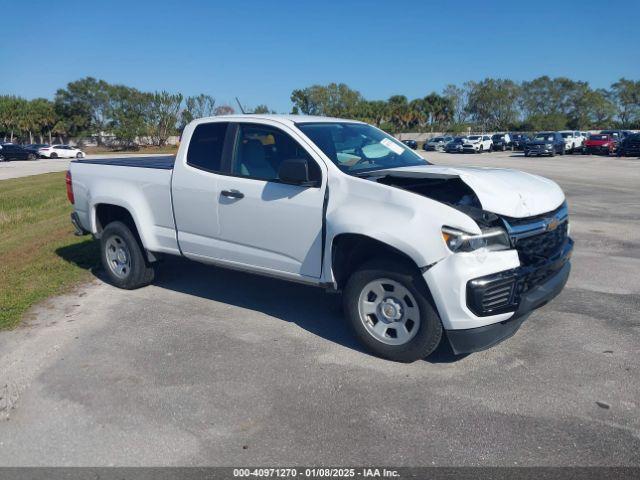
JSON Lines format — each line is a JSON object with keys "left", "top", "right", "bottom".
{"left": 441, "top": 227, "right": 511, "bottom": 253}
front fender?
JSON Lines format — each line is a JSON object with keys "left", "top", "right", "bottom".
{"left": 321, "top": 173, "right": 480, "bottom": 284}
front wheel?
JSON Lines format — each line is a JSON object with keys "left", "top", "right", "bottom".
{"left": 343, "top": 259, "right": 443, "bottom": 363}
{"left": 100, "top": 221, "right": 155, "bottom": 289}
{"left": 27, "top": 153, "right": 36, "bottom": 161}
{"left": 76, "top": 152, "right": 84, "bottom": 158}
{"left": 479, "top": 145, "right": 484, "bottom": 153}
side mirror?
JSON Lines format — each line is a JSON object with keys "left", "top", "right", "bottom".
{"left": 278, "top": 158, "right": 318, "bottom": 187}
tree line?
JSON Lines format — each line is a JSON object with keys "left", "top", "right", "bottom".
{"left": 1, "top": 76, "right": 638, "bottom": 146}
{"left": 290, "top": 77, "right": 640, "bottom": 133}
{"left": 0, "top": 77, "right": 268, "bottom": 147}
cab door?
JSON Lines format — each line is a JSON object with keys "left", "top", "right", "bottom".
{"left": 214, "top": 122, "right": 326, "bottom": 278}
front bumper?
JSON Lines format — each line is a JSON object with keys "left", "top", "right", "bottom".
{"left": 585, "top": 145, "right": 611, "bottom": 155}
{"left": 447, "top": 239, "right": 573, "bottom": 354}
{"left": 525, "top": 146, "right": 553, "bottom": 155}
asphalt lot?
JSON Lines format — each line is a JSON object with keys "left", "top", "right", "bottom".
{"left": 0, "top": 150, "right": 639, "bottom": 466}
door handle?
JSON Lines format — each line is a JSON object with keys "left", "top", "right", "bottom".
{"left": 221, "top": 189, "right": 244, "bottom": 199}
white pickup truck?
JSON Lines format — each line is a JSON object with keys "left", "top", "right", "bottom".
{"left": 68, "top": 115, "right": 573, "bottom": 362}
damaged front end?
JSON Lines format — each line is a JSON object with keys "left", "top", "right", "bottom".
{"left": 373, "top": 169, "right": 573, "bottom": 319}
{"left": 375, "top": 174, "right": 503, "bottom": 229}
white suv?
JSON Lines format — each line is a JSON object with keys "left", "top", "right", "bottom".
{"left": 462, "top": 135, "right": 493, "bottom": 153}
{"left": 558, "top": 131, "right": 584, "bottom": 153}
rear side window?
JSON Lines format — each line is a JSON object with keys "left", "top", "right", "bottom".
{"left": 187, "top": 122, "right": 228, "bottom": 172}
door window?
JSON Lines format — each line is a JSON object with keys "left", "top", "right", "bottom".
{"left": 187, "top": 122, "right": 228, "bottom": 173}
{"left": 232, "top": 124, "right": 320, "bottom": 183}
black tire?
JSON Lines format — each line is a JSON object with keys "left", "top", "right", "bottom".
{"left": 343, "top": 258, "right": 443, "bottom": 363}
{"left": 524, "top": 151, "right": 530, "bottom": 157}
{"left": 559, "top": 146, "right": 565, "bottom": 156}
{"left": 0, "top": 154, "right": 4, "bottom": 162}
{"left": 479, "top": 145, "right": 483, "bottom": 153}
{"left": 100, "top": 221, "right": 155, "bottom": 289}
{"left": 50, "top": 152, "right": 58, "bottom": 158}
{"left": 76, "top": 152, "right": 83, "bottom": 158}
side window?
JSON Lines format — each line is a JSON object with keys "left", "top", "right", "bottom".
{"left": 187, "top": 122, "right": 228, "bottom": 172}
{"left": 483, "top": 135, "right": 490, "bottom": 141}
{"left": 232, "top": 124, "right": 321, "bottom": 183}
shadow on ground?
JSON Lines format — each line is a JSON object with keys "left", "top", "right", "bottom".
{"left": 56, "top": 244, "right": 462, "bottom": 363}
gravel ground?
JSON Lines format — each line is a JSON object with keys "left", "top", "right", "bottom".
{"left": 0, "top": 150, "right": 638, "bottom": 466}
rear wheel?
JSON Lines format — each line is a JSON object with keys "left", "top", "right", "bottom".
{"left": 343, "top": 259, "right": 443, "bottom": 363}
{"left": 76, "top": 152, "right": 83, "bottom": 158}
{"left": 479, "top": 145, "right": 484, "bottom": 153}
{"left": 50, "top": 152, "right": 58, "bottom": 158}
{"left": 27, "top": 153, "right": 36, "bottom": 161}
{"left": 100, "top": 221, "right": 155, "bottom": 289}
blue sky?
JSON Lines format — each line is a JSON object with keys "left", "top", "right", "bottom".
{"left": 1, "top": 0, "right": 638, "bottom": 112}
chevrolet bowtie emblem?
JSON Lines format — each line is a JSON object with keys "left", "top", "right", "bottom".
{"left": 546, "top": 217, "right": 559, "bottom": 231}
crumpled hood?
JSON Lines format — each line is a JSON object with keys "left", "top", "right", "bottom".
{"left": 374, "top": 165, "right": 565, "bottom": 218}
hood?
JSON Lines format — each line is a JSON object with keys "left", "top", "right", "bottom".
{"left": 585, "top": 139, "right": 610, "bottom": 146}
{"left": 528, "top": 139, "right": 552, "bottom": 145}
{"left": 372, "top": 165, "right": 565, "bottom": 218}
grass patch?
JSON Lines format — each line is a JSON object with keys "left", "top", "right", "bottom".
{"left": 0, "top": 172, "right": 100, "bottom": 329}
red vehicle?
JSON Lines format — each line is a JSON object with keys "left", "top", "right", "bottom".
{"left": 583, "top": 134, "right": 618, "bottom": 156}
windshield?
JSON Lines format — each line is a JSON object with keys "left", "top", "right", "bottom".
{"left": 430, "top": 137, "right": 444, "bottom": 142}
{"left": 589, "top": 134, "right": 610, "bottom": 141}
{"left": 534, "top": 133, "right": 554, "bottom": 141}
{"left": 297, "top": 122, "right": 429, "bottom": 174}
{"left": 468, "top": 135, "right": 480, "bottom": 140}
{"left": 561, "top": 133, "right": 572, "bottom": 138}
{"left": 492, "top": 134, "right": 504, "bottom": 140}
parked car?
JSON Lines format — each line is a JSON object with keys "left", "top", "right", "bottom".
{"left": 583, "top": 134, "right": 618, "bottom": 155}
{"left": 558, "top": 131, "right": 584, "bottom": 153}
{"left": 491, "top": 133, "right": 512, "bottom": 151}
{"left": 23, "top": 143, "right": 49, "bottom": 156}
{"left": 423, "top": 136, "right": 453, "bottom": 151}
{"left": 511, "top": 134, "right": 530, "bottom": 150}
{"left": 38, "top": 144, "right": 85, "bottom": 158}
{"left": 524, "top": 132, "right": 565, "bottom": 157}
{"left": 0, "top": 144, "right": 38, "bottom": 161}
{"left": 462, "top": 135, "right": 492, "bottom": 153}
{"left": 401, "top": 139, "right": 418, "bottom": 150}
{"left": 444, "top": 136, "right": 467, "bottom": 153}
{"left": 599, "top": 130, "right": 626, "bottom": 141}
{"left": 68, "top": 114, "right": 572, "bottom": 362}
{"left": 617, "top": 133, "right": 640, "bottom": 157}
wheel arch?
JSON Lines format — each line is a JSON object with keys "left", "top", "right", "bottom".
{"left": 329, "top": 233, "right": 425, "bottom": 291}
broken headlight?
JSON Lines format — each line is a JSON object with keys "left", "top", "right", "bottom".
{"left": 441, "top": 226, "right": 511, "bottom": 253}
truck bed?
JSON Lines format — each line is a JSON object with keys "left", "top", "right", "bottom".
{"left": 72, "top": 156, "right": 175, "bottom": 170}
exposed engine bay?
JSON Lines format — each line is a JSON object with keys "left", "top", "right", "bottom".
{"left": 375, "top": 175, "right": 503, "bottom": 228}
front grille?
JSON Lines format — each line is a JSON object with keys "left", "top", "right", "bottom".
{"left": 513, "top": 222, "right": 568, "bottom": 265}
